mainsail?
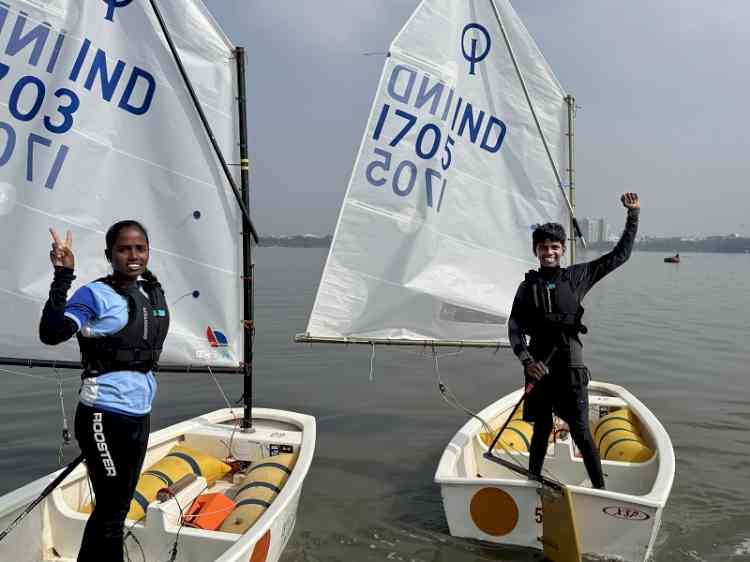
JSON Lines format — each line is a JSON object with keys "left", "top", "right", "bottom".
{"left": 301, "top": 0, "right": 570, "bottom": 346}
{"left": 0, "top": 1, "right": 244, "bottom": 366}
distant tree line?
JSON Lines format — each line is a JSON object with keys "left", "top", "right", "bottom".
{"left": 588, "top": 237, "right": 750, "bottom": 253}
{"left": 258, "top": 234, "right": 750, "bottom": 252}
{"left": 257, "top": 235, "right": 332, "bottom": 248}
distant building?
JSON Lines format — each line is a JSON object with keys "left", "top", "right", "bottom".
{"left": 578, "top": 218, "right": 593, "bottom": 242}
{"left": 597, "top": 219, "right": 609, "bottom": 243}
{"left": 579, "top": 217, "right": 609, "bottom": 243}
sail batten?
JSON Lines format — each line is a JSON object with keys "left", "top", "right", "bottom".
{"left": 302, "top": 0, "right": 569, "bottom": 347}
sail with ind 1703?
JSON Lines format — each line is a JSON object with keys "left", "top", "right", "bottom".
{"left": 0, "top": 1, "right": 243, "bottom": 366}
{"left": 302, "top": 0, "right": 569, "bottom": 346}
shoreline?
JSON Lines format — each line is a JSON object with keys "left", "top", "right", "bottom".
{"left": 587, "top": 238, "right": 750, "bottom": 254}
{"left": 258, "top": 236, "right": 750, "bottom": 253}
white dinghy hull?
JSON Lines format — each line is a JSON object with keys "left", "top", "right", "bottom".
{"left": 435, "top": 382, "right": 674, "bottom": 562}
{"left": 0, "top": 408, "right": 315, "bottom": 562}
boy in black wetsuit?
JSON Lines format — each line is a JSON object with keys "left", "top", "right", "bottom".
{"left": 508, "top": 192, "right": 640, "bottom": 488}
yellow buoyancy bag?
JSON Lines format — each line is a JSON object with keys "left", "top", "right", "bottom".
{"left": 480, "top": 419, "right": 533, "bottom": 452}
{"left": 594, "top": 409, "right": 654, "bottom": 463}
{"left": 602, "top": 437, "right": 654, "bottom": 463}
{"left": 126, "top": 445, "right": 231, "bottom": 521}
{"left": 220, "top": 453, "right": 298, "bottom": 534}
{"left": 594, "top": 408, "right": 640, "bottom": 445}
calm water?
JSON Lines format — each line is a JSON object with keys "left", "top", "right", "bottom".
{"left": 1, "top": 248, "right": 748, "bottom": 561}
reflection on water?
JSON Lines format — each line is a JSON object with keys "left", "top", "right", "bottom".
{"left": 0, "top": 249, "right": 748, "bottom": 561}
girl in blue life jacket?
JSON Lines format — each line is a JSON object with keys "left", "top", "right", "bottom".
{"left": 39, "top": 221, "right": 169, "bottom": 562}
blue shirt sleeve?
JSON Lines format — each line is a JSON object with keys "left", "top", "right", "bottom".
{"left": 64, "top": 286, "right": 99, "bottom": 330}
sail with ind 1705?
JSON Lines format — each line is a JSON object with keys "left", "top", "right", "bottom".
{"left": 0, "top": 1, "right": 243, "bottom": 367}
{"left": 302, "top": 0, "right": 569, "bottom": 346}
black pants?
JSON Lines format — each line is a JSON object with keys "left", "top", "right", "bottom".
{"left": 523, "top": 367, "right": 605, "bottom": 489}
{"left": 74, "top": 403, "right": 149, "bottom": 562}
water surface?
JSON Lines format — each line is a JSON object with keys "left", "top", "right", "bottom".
{"left": 1, "top": 248, "right": 748, "bottom": 561}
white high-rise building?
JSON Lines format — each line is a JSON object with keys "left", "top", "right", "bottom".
{"left": 579, "top": 217, "right": 610, "bottom": 243}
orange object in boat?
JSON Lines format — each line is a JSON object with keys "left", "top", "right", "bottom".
{"left": 183, "top": 493, "right": 236, "bottom": 531}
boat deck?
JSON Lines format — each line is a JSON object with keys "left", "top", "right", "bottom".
{"left": 472, "top": 394, "right": 660, "bottom": 495}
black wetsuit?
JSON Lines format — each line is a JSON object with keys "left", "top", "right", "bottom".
{"left": 508, "top": 208, "right": 639, "bottom": 488}
{"left": 74, "top": 403, "right": 149, "bottom": 562}
{"left": 39, "top": 267, "right": 168, "bottom": 562}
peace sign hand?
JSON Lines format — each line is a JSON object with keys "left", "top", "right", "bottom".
{"left": 49, "top": 228, "right": 74, "bottom": 269}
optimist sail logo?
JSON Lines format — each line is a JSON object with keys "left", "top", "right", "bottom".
{"left": 102, "top": 0, "right": 134, "bottom": 22}
{"left": 462, "top": 23, "right": 492, "bottom": 75}
{"left": 206, "top": 327, "right": 232, "bottom": 359}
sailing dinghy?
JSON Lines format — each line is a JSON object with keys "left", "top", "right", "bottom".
{"left": 0, "top": 1, "right": 314, "bottom": 561}
{"left": 296, "top": 0, "right": 672, "bottom": 560}
{"left": 435, "top": 382, "right": 674, "bottom": 562}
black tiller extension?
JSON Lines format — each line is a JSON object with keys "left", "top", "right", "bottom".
{"left": 0, "top": 453, "right": 84, "bottom": 543}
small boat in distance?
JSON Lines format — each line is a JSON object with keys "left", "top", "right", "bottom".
{"left": 664, "top": 253, "right": 680, "bottom": 263}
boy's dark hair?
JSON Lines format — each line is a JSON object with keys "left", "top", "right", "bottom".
{"left": 532, "top": 222, "right": 566, "bottom": 254}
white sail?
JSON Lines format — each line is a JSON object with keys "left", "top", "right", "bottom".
{"left": 0, "top": 0, "right": 243, "bottom": 366}
{"left": 303, "top": 0, "right": 570, "bottom": 346}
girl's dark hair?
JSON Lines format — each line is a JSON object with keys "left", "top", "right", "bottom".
{"left": 140, "top": 268, "right": 162, "bottom": 291}
{"left": 532, "top": 222, "right": 566, "bottom": 254}
{"left": 105, "top": 220, "right": 162, "bottom": 291}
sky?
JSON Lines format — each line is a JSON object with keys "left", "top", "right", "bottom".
{"left": 204, "top": 1, "right": 750, "bottom": 239}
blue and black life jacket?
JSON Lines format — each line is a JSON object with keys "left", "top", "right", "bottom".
{"left": 78, "top": 277, "right": 170, "bottom": 377}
